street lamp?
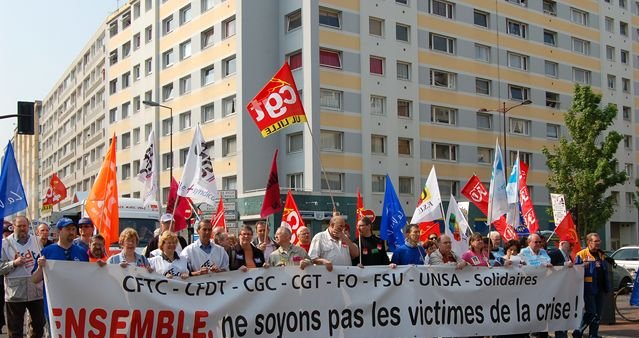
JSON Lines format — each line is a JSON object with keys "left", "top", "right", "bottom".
{"left": 477, "top": 99, "right": 532, "bottom": 167}
{"left": 143, "top": 100, "right": 173, "bottom": 180}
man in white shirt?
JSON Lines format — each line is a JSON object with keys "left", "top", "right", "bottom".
{"left": 308, "top": 215, "right": 359, "bottom": 271}
{"left": 181, "top": 220, "right": 229, "bottom": 275}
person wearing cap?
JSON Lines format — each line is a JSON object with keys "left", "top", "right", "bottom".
{"left": 73, "top": 217, "right": 94, "bottom": 252}
{"left": 36, "top": 223, "right": 53, "bottom": 248}
{"left": 144, "top": 213, "right": 187, "bottom": 258}
{"left": 0, "top": 216, "right": 45, "bottom": 337}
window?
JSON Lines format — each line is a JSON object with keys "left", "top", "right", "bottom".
{"left": 222, "top": 176, "right": 237, "bottom": 190}
{"left": 179, "top": 4, "right": 192, "bottom": 25}
{"left": 320, "top": 89, "right": 342, "bottom": 110}
{"left": 370, "top": 96, "right": 386, "bottom": 115}
{"left": 202, "top": 103, "right": 215, "bottom": 122}
{"left": 162, "top": 15, "right": 174, "bottom": 35}
{"left": 622, "top": 106, "right": 631, "bottom": 121}
{"left": 321, "top": 172, "right": 343, "bottom": 191}
{"left": 144, "top": 90, "right": 152, "bottom": 103}
{"left": 399, "top": 177, "right": 413, "bottom": 194}
{"left": 222, "top": 136, "right": 237, "bottom": 156}
{"left": 430, "top": 33, "right": 455, "bottom": 54}
{"left": 620, "top": 0, "right": 627, "bottom": 9}
{"left": 122, "top": 41, "right": 131, "bottom": 58}
{"left": 287, "top": 10, "right": 302, "bottom": 31}
{"left": 477, "top": 113, "right": 492, "bottom": 129}
{"left": 546, "top": 123, "right": 560, "bottom": 138}
{"left": 570, "top": 8, "right": 588, "bottom": 26}
{"left": 620, "top": 22, "right": 629, "bottom": 36}
{"left": 288, "top": 173, "right": 304, "bottom": 191}
{"left": 122, "top": 11, "right": 131, "bottom": 29}
{"left": 431, "top": 106, "right": 456, "bottom": 125}
{"left": 622, "top": 78, "right": 630, "bottom": 93}
{"left": 145, "top": 58, "right": 152, "bottom": 75}
{"left": 121, "top": 164, "right": 131, "bottom": 180}
{"left": 440, "top": 180, "right": 458, "bottom": 198}
{"left": 122, "top": 72, "right": 131, "bottom": 89}
{"left": 477, "top": 147, "right": 493, "bottom": 164}
{"left": 145, "top": 25, "right": 152, "bottom": 43}
{"left": 370, "top": 56, "right": 384, "bottom": 75}
{"left": 398, "top": 138, "right": 412, "bottom": 156}
{"left": 162, "top": 83, "right": 174, "bottom": 101}
{"left": 179, "top": 40, "right": 192, "bottom": 60}
{"left": 145, "top": 123, "right": 152, "bottom": 138}
{"left": 475, "top": 44, "right": 490, "bottom": 62}
{"left": 543, "top": 30, "right": 557, "bottom": 46}
{"left": 223, "top": 16, "right": 236, "bottom": 38}
{"left": 223, "top": 55, "right": 237, "bottom": 76}
{"left": 509, "top": 151, "right": 532, "bottom": 166}
{"left": 621, "top": 50, "right": 629, "bottom": 64}
{"left": 179, "top": 76, "right": 191, "bottom": 95}
{"left": 133, "top": 96, "right": 141, "bottom": 112}
{"left": 121, "top": 102, "right": 130, "bottom": 119}
{"left": 372, "top": 175, "right": 386, "bottom": 193}
{"left": 109, "top": 21, "right": 118, "bottom": 37}
{"left": 509, "top": 117, "right": 531, "bottom": 136}
{"left": 506, "top": 19, "right": 527, "bottom": 39}
{"left": 319, "top": 7, "right": 341, "bottom": 28}
{"left": 121, "top": 132, "right": 131, "bottom": 149}
{"left": 624, "top": 135, "right": 633, "bottom": 149}
{"left": 396, "top": 0, "right": 408, "bottom": 4}
{"left": 543, "top": 0, "right": 557, "bottom": 15}
{"left": 433, "top": 143, "right": 457, "bottom": 161}
{"left": 605, "top": 17, "right": 614, "bottom": 33}
{"left": 109, "top": 50, "right": 118, "bottom": 65}
{"left": 397, "top": 61, "right": 410, "bottom": 80}
{"left": 546, "top": 92, "right": 560, "bottom": 109}
{"left": 474, "top": 10, "right": 488, "bottom": 27}
{"left": 397, "top": 99, "right": 412, "bottom": 118}
{"left": 371, "top": 135, "right": 387, "bottom": 154}
{"left": 287, "top": 133, "right": 303, "bottom": 153}
{"left": 162, "top": 118, "right": 172, "bottom": 136}
{"left": 179, "top": 111, "right": 191, "bottom": 130}
{"left": 179, "top": 148, "right": 189, "bottom": 167}
{"left": 625, "top": 163, "right": 633, "bottom": 179}
{"left": 572, "top": 38, "right": 590, "bottom": 55}
{"left": 133, "top": 64, "right": 141, "bottom": 81}
{"left": 573, "top": 67, "right": 591, "bottom": 84}
{"left": 396, "top": 23, "right": 410, "bottom": 42}
{"left": 162, "top": 49, "right": 174, "bottom": 68}
{"left": 430, "top": 69, "right": 456, "bottom": 89}
{"left": 319, "top": 49, "right": 342, "bottom": 68}
{"left": 431, "top": 0, "right": 454, "bottom": 18}
{"left": 626, "top": 192, "right": 635, "bottom": 206}
{"left": 544, "top": 61, "right": 558, "bottom": 77}
{"left": 201, "top": 64, "right": 215, "bottom": 85}
{"left": 507, "top": 0, "right": 527, "bottom": 6}
{"left": 508, "top": 84, "right": 530, "bottom": 101}
{"left": 222, "top": 96, "right": 236, "bottom": 117}
{"left": 133, "top": 128, "right": 140, "bottom": 144}
{"left": 288, "top": 50, "right": 302, "bottom": 70}
{"left": 320, "top": 130, "right": 343, "bottom": 151}
{"left": 606, "top": 46, "right": 615, "bottom": 61}
{"left": 369, "top": 17, "right": 384, "bottom": 36}
{"left": 202, "top": 0, "right": 214, "bottom": 11}
{"left": 201, "top": 26, "right": 215, "bottom": 48}
{"left": 476, "top": 78, "right": 491, "bottom": 95}
{"left": 607, "top": 74, "right": 617, "bottom": 90}
{"left": 507, "top": 52, "right": 528, "bottom": 71}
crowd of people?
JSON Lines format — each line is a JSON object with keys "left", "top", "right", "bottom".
{"left": 0, "top": 213, "right": 611, "bottom": 338}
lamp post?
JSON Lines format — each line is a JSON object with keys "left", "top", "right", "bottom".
{"left": 477, "top": 99, "right": 532, "bottom": 167}
{"left": 143, "top": 100, "right": 173, "bottom": 180}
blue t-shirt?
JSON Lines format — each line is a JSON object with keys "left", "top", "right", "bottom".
{"left": 391, "top": 244, "right": 425, "bottom": 265}
{"left": 41, "top": 243, "right": 89, "bottom": 262}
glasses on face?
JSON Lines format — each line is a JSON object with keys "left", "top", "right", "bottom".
{"left": 429, "top": 237, "right": 437, "bottom": 241}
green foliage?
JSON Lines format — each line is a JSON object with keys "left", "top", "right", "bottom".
{"left": 542, "top": 85, "right": 627, "bottom": 236}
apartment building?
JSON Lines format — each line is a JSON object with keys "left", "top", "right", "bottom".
{"left": 35, "top": 0, "right": 638, "bottom": 248}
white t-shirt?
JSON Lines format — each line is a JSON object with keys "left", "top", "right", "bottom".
{"left": 149, "top": 241, "right": 184, "bottom": 258}
{"left": 1, "top": 234, "right": 42, "bottom": 278}
{"left": 180, "top": 240, "right": 229, "bottom": 272}
{"left": 308, "top": 230, "right": 352, "bottom": 266}
{"left": 149, "top": 254, "right": 189, "bottom": 277}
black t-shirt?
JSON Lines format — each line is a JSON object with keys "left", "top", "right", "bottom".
{"left": 354, "top": 235, "right": 390, "bottom": 266}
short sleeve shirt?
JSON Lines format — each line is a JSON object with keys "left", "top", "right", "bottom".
{"left": 308, "top": 230, "right": 352, "bottom": 266}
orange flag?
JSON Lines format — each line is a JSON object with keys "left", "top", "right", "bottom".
{"left": 555, "top": 211, "right": 581, "bottom": 258}
{"left": 85, "top": 135, "right": 119, "bottom": 249}
{"left": 282, "top": 190, "right": 305, "bottom": 244}
{"left": 212, "top": 198, "right": 226, "bottom": 231}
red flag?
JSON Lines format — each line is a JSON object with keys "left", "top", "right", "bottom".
{"left": 356, "top": 187, "right": 363, "bottom": 237}
{"left": 166, "top": 177, "right": 192, "bottom": 232}
{"left": 282, "top": 190, "right": 305, "bottom": 244}
{"left": 260, "top": 149, "right": 282, "bottom": 218}
{"left": 44, "top": 173, "right": 67, "bottom": 206}
{"left": 419, "top": 221, "right": 441, "bottom": 242}
{"left": 212, "top": 198, "right": 226, "bottom": 231}
{"left": 555, "top": 211, "right": 581, "bottom": 258}
{"left": 518, "top": 162, "right": 539, "bottom": 234}
{"left": 461, "top": 175, "right": 518, "bottom": 241}
{"left": 85, "top": 135, "right": 119, "bottom": 249}
{"left": 246, "top": 62, "right": 307, "bottom": 137}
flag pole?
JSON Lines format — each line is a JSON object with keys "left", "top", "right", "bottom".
{"left": 169, "top": 195, "right": 180, "bottom": 232}
{"left": 358, "top": 232, "right": 362, "bottom": 266}
{"left": 303, "top": 122, "right": 337, "bottom": 212}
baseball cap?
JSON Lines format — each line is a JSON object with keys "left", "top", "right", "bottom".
{"left": 78, "top": 217, "right": 94, "bottom": 226}
{"left": 56, "top": 217, "right": 76, "bottom": 230}
{"left": 3, "top": 221, "right": 13, "bottom": 233}
{"left": 160, "top": 213, "right": 174, "bottom": 223}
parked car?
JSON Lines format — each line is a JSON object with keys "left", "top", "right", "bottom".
{"left": 610, "top": 246, "right": 639, "bottom": 280}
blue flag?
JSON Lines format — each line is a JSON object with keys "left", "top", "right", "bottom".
{"left": 380, "top": 174, "right": 406, "bottom": 252}
{"left": 0, "top": 142, "right": 28, "bottom": 219}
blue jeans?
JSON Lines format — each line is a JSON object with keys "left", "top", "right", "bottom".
{"left": 576, "top": 293, "right": 603, "bottom": 338}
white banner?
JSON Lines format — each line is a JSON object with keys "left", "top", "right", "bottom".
{"left": 44, "top": 262, "right": 583, "bottom": 337}
{"left": 550, "top": 193, "right": 567, "bottom": 225}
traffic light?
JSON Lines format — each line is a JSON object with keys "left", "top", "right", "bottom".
{"left": 17, "top": 101, "right": 34, "bottom": 135}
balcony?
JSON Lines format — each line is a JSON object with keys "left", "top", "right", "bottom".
{"left": 85, "top": 128, "right": 105, "bottom": 148}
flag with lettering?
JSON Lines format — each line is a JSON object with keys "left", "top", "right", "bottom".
{"left": 43, "top": 173, "right": 67, "bottom": 207}
{"left": 282, "top": 190, "right": 304, "bottom": 245}
{"left": 212, "top": 198, "right": 226, "bottom": 231}
{"left": 137, "top": 129, "right": 157, "bottom": 208}
{"left": 445, "top": 196, "right": 470, "bottom": 257}
{"left": 0, "top": 142, "right": 28, "bottom": 219}
{"left": 246, "top": 62, "right": 307, "bottom": 137}
{"left": 380, "top": 175, "right": 406, "bottom": 252}
{"left": 519, "top": 162, "right": 539, "bottom": 234}
{"left": 411, "top": 166, "right": 442, "bottom": 223}
{"left": 260, "top": 149, "right": 282, "bottom": 218}
{"left": 554, "top": 211, "right": 581, "bottom": 258}
{"left": 177, "top": 125, "right": 217, "bottom": 205}
{"left": 85, "top": 136, "right": 119, "bottom": 247}
{"left": 461, "top": 175, "right": 518, "bottom": 241}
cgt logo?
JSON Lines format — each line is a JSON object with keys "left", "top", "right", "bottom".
{"left": 250, "top": 84, "right": 297, "bottom": 122}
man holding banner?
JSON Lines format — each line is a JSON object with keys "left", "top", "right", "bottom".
{"left": 309, "top": 215, "right": 358, "bottom": 271}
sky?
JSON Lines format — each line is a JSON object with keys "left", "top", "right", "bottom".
{"left": 0, "top": 1, "right": 121, "bottom": 148}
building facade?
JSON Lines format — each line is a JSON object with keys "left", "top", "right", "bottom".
{"left": 35, "top": 0, "right": 639, "bottom": 249}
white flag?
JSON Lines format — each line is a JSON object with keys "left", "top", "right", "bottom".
{"left": 136, "top": 130, "right": 157, "bottom": 207}
{"left": 411, "top": 166, "right": 442, "bottom": 223}
{"left": 445, "top": 195, "right": 470, "bottom": 257}
{"left": 177, "top": 125, "right": 218, "bottom": 205}
{"left": 550, "top": 193, "right": 567, "bottom": 226}
{"left": 488, "top": 140, "right": 508, "bottom": 224}
{"left": 506, "top": 154, "right": 520, "bottom": 227}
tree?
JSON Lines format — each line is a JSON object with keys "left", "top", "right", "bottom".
{"left": 542, "top": 85, "right": 627, "bottom": 236}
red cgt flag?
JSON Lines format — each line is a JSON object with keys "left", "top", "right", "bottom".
{"left": 555, "top": 211, "right": 581, "bottom": 258}
{"left": 246, "top": 62, "right": 307, "bottom": 137}
{"left": 260, "top": 149, "right": 282, "bottom": 218}
{"left": 43, "top": 173, "right": 67, "bottom": 206}
{"left": 212, "top": 198, "right": 226, "bottom": 231}
{"left": 419, "top": 221, "right": 441, "bottom": 242}
{"left": 461, "top": 175, "right": 518, "bottom": 241}
{"left": 519, "top": 162, "right": 539, "bottom": 234}
{"left": 282, "top": 190, "right": 305, "bottom": 245}
{"left": 166, "top": 177, "right": 193, "bottom": 232}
